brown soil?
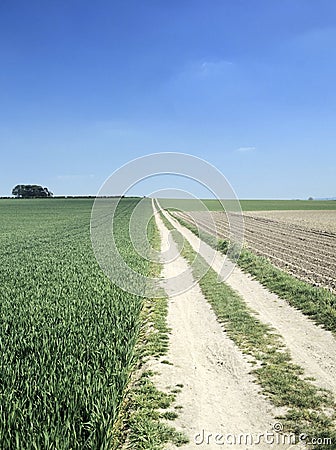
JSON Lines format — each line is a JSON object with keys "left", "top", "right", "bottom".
{"left": 174, "top": 210, "right": 336, "bottom": 293}
{"left": 248, "top": 210, "right": 336, "bottom": 234}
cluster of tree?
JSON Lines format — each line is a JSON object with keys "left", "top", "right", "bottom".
{"left": 12, "top": 185, "right": 53, "bottom": 198}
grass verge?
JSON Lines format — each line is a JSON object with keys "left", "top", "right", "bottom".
{"left": 112, "top": 214, "right": 188, "bottom": 449}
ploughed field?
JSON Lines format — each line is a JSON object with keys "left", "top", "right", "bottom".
{"left": 173, "top": 210, "right": 336, "bottom": 293}
{"left": 248, "top": 209, "right": 336, "bottom": 234}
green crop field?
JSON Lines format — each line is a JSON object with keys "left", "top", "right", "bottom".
{"left": 0, "top": 198, "right": 157, "bottom": 449}
{"left": 159, "top": 198, "right": 336, "bottom": 211}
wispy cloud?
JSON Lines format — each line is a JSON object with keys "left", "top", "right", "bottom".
{"left": 200, "top": 60, "right": 234, "bottom": 75}
{"left": 236, "top": 146, "right": 256, "bottom": 153}
{"left": 174, "top": 59, "right": 235, "bottom": 81}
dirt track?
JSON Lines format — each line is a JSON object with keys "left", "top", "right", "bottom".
{"left": 152, "top": 208, "right": 297, "bottom": 449}
{"left": 165, "top": 210, "right": 336, "bottom": 397}
{"left": 174, "top": 210, "right": 336, "bottom": 293}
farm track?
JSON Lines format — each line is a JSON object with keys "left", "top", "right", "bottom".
{"left": 175, "top": 211, "right": 336, "bottom": 293}
{"left": 163, "top": 209, "right": 336, "bottom": 399}
{"left": 152, "top": 207, "right": 293, "bottom": 449}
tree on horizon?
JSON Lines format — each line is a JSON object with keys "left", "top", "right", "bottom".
{"left": 12, "top": 185, "right": 53, "bottom": 198}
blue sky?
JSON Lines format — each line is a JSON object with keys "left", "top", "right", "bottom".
{"left": 1, "top": 0, "right": 335, "bottom": 198}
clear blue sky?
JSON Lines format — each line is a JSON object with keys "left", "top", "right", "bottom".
{"left": 1, "top": 0, "right": 335, "bottom": 198}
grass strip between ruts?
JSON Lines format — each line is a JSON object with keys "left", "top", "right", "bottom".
{"left": 159, "top": 209, "right": 336, "bottom": 449}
